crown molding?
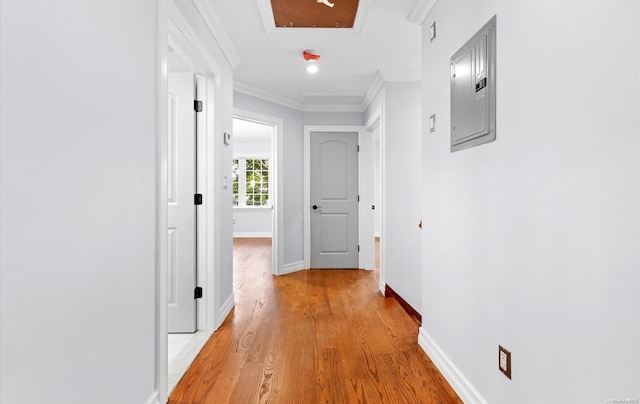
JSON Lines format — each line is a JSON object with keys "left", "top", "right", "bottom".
{"left": 192, "top": 0, "right": 241, "bottom": 68}
{"left": 234, "top": 67, "right": 420, "bottom": 113}
{"left": 234, "top": 82, "right": 303, "bottom": 111}
{"left": 408, "top": 0, "right": 438, "bottom": 25}
{"left": 234, "top": 82, "right": 367, "bottom": 112}
{"left": 361, "top": 71, "right": 385, "bottom": 109}
{"left": 167, "top": 0, "right": 221, "bottom": 76}
{"left": 379, "top": 70, "right": 422, "bottom": 82}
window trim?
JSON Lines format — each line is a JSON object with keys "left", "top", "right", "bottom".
{"left": 233, "top": 156, "right": 272, "bottom": 208}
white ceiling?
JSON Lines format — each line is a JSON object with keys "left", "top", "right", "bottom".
{"left": 207, "top": 0, "right": 426, "bottom": 111}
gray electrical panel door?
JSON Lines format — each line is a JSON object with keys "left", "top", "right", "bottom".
{"left": 450, "top": 15, "right": 496, "bottom": 152}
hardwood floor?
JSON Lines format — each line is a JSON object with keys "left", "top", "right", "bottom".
{"left": 169, "top": 238, "right": 461, "bottom": 404}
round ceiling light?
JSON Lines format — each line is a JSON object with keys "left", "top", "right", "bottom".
{"left": 307, "top": 64, "right": 319, "bottom": 74}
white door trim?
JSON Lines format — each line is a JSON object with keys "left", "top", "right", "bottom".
{"left": 365, "top": 106, "right": 385, "bottom": 294}
{"left": 157, "top": 1, "right": 226, "bottom": 401}
{"left": 303, "top": 125, "right": 366, "bottom": 269}
{"left": 155, "top": 2, "right": 169, "bottom": 403}
{"left": 233, "top": 108, "right": 284, "bottom": 276}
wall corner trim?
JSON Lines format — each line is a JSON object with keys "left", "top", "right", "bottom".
{"left": 217, "top": 293, "right": 236, "bottom": 329}
{"left": 407, "top": 0, "right": 438, "bottom": 25}
{"left": 385, "top": 284, "right": 422, "bottom": 324}
{"left": 144, "top": 391, "right": 160, "bottom": 404}
{"left": 418, "top": 328, "right": 489, "bottom": 404}
{"left": 281, "top": 261, "right": 305, "bottom": 275}
{"left": 192, "top": 0, "right": 242, "bottom": 68}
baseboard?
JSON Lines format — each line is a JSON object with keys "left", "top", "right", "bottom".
{"left": 233, "top": 232, "right": 272, "bottom": 238}
{"left": 144, "top": 391, "right": 160, "bottom": 404}
{"left": 384, "top": 284, "right": 422, "bottom": 325}
{"left": 281, "top": 260, "right": 305, "bottom": 275}
{"left": 418, "top": 328, "right": 488, "bottom": 404}
{"left": 217, "top": 293, "right": 235, "bottom": 329}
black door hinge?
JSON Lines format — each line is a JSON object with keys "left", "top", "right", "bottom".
{"left": 194, "top": 100, "right": 203, "bottom": 112}
{"left": 357, "top": 145, "right": 360, "bottom": 152}
{"left": 194, "top": 287, "right": 203, "bottom": 299}
{"left": 194, "top": 193, "right": 203, "bottom": 205}
{"left": 357, "top": 195, "right": 360, "bottom": 202}
{"left": 358, "top": 245, "right": 360, "bottom": 252}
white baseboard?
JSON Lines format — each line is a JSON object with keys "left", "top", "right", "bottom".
{"left": 418, "top": 327, "right": 488, "bottom": 404}
{"left": 216, "top": 293, "right": 235, "bottom": 329}
{"left": 233, "top": 232, "right": 272, "bottom": 238}
{"left": 144, "top": 391, "right": 159, "bottom": 404}
{"left": 281, "top": 260, "right": 305, "bottom": 275}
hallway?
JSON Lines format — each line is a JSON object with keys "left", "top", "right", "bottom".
{"left": 169, "top": 238, "right": 460, "bottom": 403}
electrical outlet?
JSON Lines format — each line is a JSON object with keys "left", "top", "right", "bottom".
{"left": 498, "top": 345, "right": 511, "bottom": 379}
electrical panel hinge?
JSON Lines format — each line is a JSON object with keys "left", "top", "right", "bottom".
{"left": 194, "top": 194, "right": 203, "bottom": 205}
{"left": 194, "top": 100, "right": 203, "bottom": 112}
{"left": 194, "top": 287, "right": 203, "bottom": 299}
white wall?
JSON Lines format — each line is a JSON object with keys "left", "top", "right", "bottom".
{"left": 420, "top": 1, "right": 640, "bottom": 403}
{"left": 0, "top": 1, "right": 157, "bottom": 403}
{"left": 233, "top": 92, "right": 364, "bottom": 266}
{"left": 365, "top": 82, "right": 423, "bottom": 311}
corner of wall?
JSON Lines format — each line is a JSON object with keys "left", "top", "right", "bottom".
{"left": 418, "top": 328, "right": 488, "bottom": 404}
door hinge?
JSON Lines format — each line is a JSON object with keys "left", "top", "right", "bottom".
{"left": 358, "top": 245, "right": 360, "bottom": 252}
{"left": 194, "top": 100, "right": 203, "bottom": 112}
{"left": 357, "top": 145, "right": 360, "bottom": 152}
{"left": 194, "top": 193, "right": 203, "bottom": 205}
{"left": 357, "top": 195, "right": 360, "bottom": 202}
{"left": 194, "top": 287, "right": 203, "bottom": 299}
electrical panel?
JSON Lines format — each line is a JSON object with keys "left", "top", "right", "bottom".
{"left": 450, "top": 15, "right": 496, "bottom": 152}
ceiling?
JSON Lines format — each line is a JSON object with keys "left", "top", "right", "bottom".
{"left": 206, "top": 0, "right": 425, "bottom": 111}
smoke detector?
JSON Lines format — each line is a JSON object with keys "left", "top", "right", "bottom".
{"left": 303, "top": 50, "right": 320, "bottom": 74}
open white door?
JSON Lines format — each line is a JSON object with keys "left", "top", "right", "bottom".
{"left": 310, "top": 131, "right": 359, "bottom": 269}
{"left": 167, "top": 72, "right": 197, "bottom": 333}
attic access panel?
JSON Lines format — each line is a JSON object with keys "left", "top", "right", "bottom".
{"left": 271, "top": 0, "right": 359, "bottom": 28}
{"left": 450, "top": 15, "right": 496, "bottom": 152}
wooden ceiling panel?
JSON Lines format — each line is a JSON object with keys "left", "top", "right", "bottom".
{"left": 271, "top": 0, "right": 359, "bottom": 28}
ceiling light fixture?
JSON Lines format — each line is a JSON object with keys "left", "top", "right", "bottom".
{"left": 303, "top": 49, "right": 320, "bottom": 74}
{"left": 317, "top": 0, "right": 335, "bottom": 8}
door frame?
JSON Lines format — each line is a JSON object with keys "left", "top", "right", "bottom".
{"left": 365, "top": 106, "right": 386, "bottom": 294}
{"left": 303, "top": 125, "right": 375, "bottom": 270}
{"left": 156, "top": 1, "right": 225, "bottom": 402}
{"left": 233, "top": 108, "right": 284, "bottom": 275}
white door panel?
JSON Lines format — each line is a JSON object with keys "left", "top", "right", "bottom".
{"left": 167, "top": 72, "right": 196, "bottom": 333}
{"left": 310, "top": 132, "right": 359, "bottom": 268}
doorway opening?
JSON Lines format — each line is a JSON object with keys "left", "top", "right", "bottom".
{"left": 166, "top": 45, "right": 214, "bottom": 394}
{"left": 365, "top": 110, "right": 384, "bottom": 293}
{"left": 232, "top": 109, "right": 284, "bottom": 276}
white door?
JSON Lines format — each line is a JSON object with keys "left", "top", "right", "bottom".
{"left": 310, "top": 131, "right": 359, "bottom": 268}
{"left": 167, "top": 72, "right": 197, "bottom": 333}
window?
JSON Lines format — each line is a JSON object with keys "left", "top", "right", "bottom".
{"left": 233, "top": 158, "right": 270, "bottom": 207}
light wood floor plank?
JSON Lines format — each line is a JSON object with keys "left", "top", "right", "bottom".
{"left": 169, "top": 238, "right": 461, "bottom": 404}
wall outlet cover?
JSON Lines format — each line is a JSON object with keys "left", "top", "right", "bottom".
{"left": 499, "top": 345, "right": 511, "bottom": 379}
